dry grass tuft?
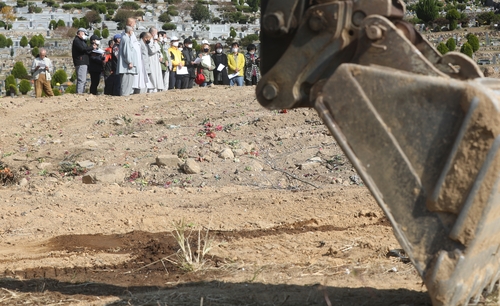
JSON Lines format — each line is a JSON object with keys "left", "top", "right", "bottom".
{"left": 167, "top": 219, "right": 213, "bottom": 272}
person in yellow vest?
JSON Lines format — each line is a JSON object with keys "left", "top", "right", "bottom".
{"left": 168, "top": 36, "right": 184, "bottom": 89}
{"left": 227, "top": 42, "right": 245, "bottom": 86}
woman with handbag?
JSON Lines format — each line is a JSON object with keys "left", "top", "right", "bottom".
{"left": 197, "top": 43, "right": 215, "bottom": 87}
{"left": 31, "top": 48, "right": 54, "bottom": 98}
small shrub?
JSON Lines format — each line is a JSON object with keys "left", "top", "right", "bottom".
{"left": 8, "top": 84, "right": 17, "bottom": 96}
{"left": 162, "top": 23, "right": 176, "bottom": 31}
{"left": 31, "top": 46, "right": 39, "bottom": 57}
{"left": 65, "top": 84, "right": 76, "bottom": 93}
{"left": 18, "top": 79, "right": 31, "bottom": 94}
{"left": 53, "top": 88, "right": 61, "bottom": 96}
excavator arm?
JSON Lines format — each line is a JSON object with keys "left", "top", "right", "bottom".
{"left": 256, "top": 1, "right": 500, "bottom": 305}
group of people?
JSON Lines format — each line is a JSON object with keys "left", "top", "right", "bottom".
{"left": 69, "top": 17, "right": 261, "bottom": 96}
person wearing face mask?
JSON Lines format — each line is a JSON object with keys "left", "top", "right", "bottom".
{"left": 212, "top": 42, "right": 230, "bottom": 86}
{"left": 175, "top": 42, "right": 188, "bottom": 89}
{"left": 181, "top": 37, "right": 198, "bottom": 89}
{"left": 139, "top": 32, "right": 155, "bottom": 93}
{"left": 147, "top": 27, "right": 164, "bottom": 92}
{"left": 244, "top": 44, "right": 261, "bottom": 86}
{"left": 227, "top": 42, "right": 245, "bottom": 86}
{"left": 88, "top": 34, "right": 105, "bottom": 95}
{"left": 72, "top": 28, "right": 96, "bottom": 94}
{"left": 158, "top": 31, "right": 172, "bottom": 90}
{"left": 117, "top": 26, "right": 138, "bottom": 96}
{"left": 197, "top": 43, "right": 215, "bottom": 87}
{"left": 168, "top": 36, "right": 184, "bottom": 90}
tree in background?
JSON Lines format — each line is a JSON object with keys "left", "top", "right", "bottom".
{"left": 93, "top": 29, "right": 101, "bottom": 38}
{"left": 19, "top": 79, "right": 31, "bottom": 95}
{"left": 31, "top": 46, "right": 39, "bottom": 57}
{"left": 1, "top": 6, "right": 16, "bottom": 29}
{"left": 415, "top": 0, "right": 439, "bottom": 24}
{"left": 5, "top": 75, "right": 16, "bottom": 96}
{"left": 230, "top": 27, "right": 237, "bottom": 39}
{"left": 246, "top": 0, "right": 260, "bottom": 12}
{"left": 158, "top": 12, "right": 171, "bottom": 23}
{"left": 72, "top": 18, "right": 81, "bottom": 28}
{"left": 57, "top": 19, "right": 66, "bottom": 28}
{"left": 20, "top": 36, "right": 28, "bottom": 47}
{"left": 84, "top": 10, "right": 102, "bottom": 26}
{"left": 446, "top": 38, "right": 456, "bottom": 52}
{"left": 29, "top": 34, "right": 45, "bottom": 48}
{"left": 51, "top": 69, "right": 68, "bottom": 88}
{"left": 460, "top": 42, "right": 473, "bottom": 58}
{"left": 113, "top": 9, "right": 136, "bottom": 29}
{"left": 191, "top": 3, "right": 210, "bottom": 22}
{"left": 102, "top": 28, "right": 109, "bottom": 39}
{"left": 0, "top": 34, "right": 7, "bottom": 48}
{"left": 467, "top": 33, "right": 479, "bottom": 52}
{"left": 437, "top": 42, "right": 449, "bottom": 54}
{"left": 6, "top": 38, "right": 12, "bottom": 47}
{"left": 446, "top": 8, "right": 460, "bottom": 30}
{"left": 162, "top": 23, "right": 176, "bottom": 31}
{"left": 49, "top": 20, "right": 57, "bottom": 30}
{"left": 121, "top": 1, "right": 140, "bottom": 10}
{"left": 167, "top": 5, "right": 179, "bottom": 16}
{"left": 11, "top": 61, "right": 29, "bottom": 79}
{"left": 240, "top": 34, "right": 259, "bottom": 47}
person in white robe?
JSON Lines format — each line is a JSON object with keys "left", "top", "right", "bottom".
{"left": 147, "top": 27, "right": 165, "bottom": 92}
{"left": 125, "top": 18, "right": 148, "bottom": 93}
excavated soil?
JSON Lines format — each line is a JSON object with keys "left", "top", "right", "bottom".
{"left": 0, "top": 87, "right": 497, "bottom": 305}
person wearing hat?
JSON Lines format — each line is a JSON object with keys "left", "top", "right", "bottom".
{"left": 181, "top": 37, "right": 198, "bottom": 89}
{"left": 89, "top": 34, "right": 105, "bottom": 95}
{"left": 167, "top": 36, "right": 184, "bottom": 90}
{"left": 72, "top": 28, "right": 97, "bottom": 94}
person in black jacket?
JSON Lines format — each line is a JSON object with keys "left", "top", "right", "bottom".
{"left": 212, "top": 42, "right": 230, "bottom": 85}
{"left": 182, "top": 37, "right": 197, "bottom": 89}
{"left": 104, "top": 34, "right": 121, "bottom": 96}
{"left": 72, "top": 28, "right": 96, "bottom": 94}
{"left": 88, "top": 34, "right": 105, "bottom": 95}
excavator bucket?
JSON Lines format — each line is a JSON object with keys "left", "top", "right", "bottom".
{"left": 257, "top": 0, "right": 500, "bottom": 305}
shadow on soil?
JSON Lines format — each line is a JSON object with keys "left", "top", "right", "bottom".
{"left": 0, "top": 224, "right": 428, "bottom": 305}
{"left": 0, "top": 277, "right": 431, "bottom": 306}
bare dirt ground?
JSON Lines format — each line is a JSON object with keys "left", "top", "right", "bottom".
{"left": 0, "top": 86, "right": 496, "bottom": 305}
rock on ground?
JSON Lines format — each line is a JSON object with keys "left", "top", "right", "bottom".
{"left": 156, "top": 155, "right": 182, "bottom": 167}
{"left": 183, "top": 159, "right": 201, "bottom": 174}
{"left": 82, "top": 166, "right": 126, "bottom": 184}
